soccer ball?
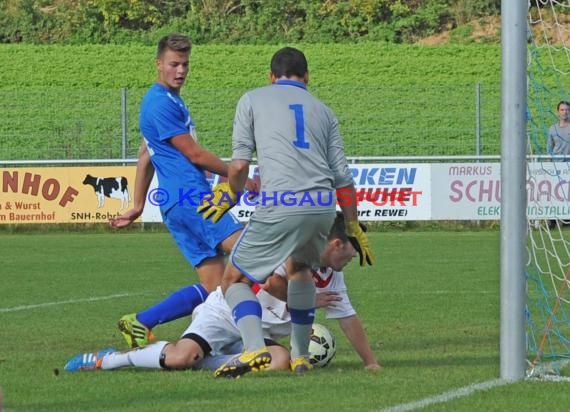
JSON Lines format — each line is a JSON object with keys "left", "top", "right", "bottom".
{"left": 308, "top": 323, "right": 336, "bottom": 367}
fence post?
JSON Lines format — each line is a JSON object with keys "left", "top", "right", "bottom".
{"left": 476, "top": 82, "right": 481, "bottom": 157}
{"left": 121, "top": 87, "right": 128, "bottom": 160}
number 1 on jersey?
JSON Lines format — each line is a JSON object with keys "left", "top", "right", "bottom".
{"left": 289, "top": 104, "right": 310, "bottom": 149}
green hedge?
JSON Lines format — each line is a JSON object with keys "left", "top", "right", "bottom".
{"left": 0, "top": 0, "right": 501, "bottom": 45}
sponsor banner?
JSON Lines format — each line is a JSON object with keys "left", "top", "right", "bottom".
{"left": 0, "top": 167, "right": 136, "bottom": 224}
{"left": 140, "top": 167, "right": 258, "bottom": 222}
{"left": 140, "top": 174, "right": 163, "bottom": 223}
{"left": 431, "top": 162, "right": 570, "bottom": 220}
{"left": 527, "top": 162, "right": 570, "bottom": 219}
{"left": 17, "top": 161, "right": 570, "bottom": 223}
{"left": 431, "top": 163, "right": 500, "bottom": 220}
{"left": 344, "top": 164, "right": 430, "bottom": 221}
{"left": 140, "top": 163, "right": 431, "bottom": 222}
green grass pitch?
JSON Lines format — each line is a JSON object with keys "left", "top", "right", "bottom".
{"left": 1, "top": 229, "right": 569, "bottom": 411}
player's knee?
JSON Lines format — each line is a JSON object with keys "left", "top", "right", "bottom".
{"left": 220, "top": 264, "right": 250, "bottom": 293}
{"left": 195, "top": 256, "right": 225, "bottom": 292}
{"left": 162, "top": 342, "right": 204, "bottom": 369}
{"left": 286, "top": 260, "right": 312, "bottom": 281}
{"left": 200, "top": 279, "right": 220, "bottom": 294}
{"left": 267, "top": 346, "right": 290, "bottom": 371}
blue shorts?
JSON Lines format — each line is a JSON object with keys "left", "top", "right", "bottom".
{"left": 164, "top": 203, "right": 243, "bottom": 268}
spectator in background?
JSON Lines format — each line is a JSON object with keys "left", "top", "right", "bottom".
{"left": 547, "top": 100, "right": 570, "bottom": 161}
{"left": 546, "top": 100, "right": 570, "bottom": 229}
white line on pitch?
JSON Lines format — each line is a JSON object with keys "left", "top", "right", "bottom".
{"left": 389, "top": 290, "right": 494, "bottom": 296}
{"left": 379, "top": 378, "right": 508, "bottom": 412}
{"left": 0, "top": 293, "right": 142, "bottom": 313}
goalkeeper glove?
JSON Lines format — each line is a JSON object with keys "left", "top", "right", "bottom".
{"left": 197, "top": 182, "right": 238, "bottom": 223}
{"left": 346, "top": 220, "right": 375, "bottom": 266}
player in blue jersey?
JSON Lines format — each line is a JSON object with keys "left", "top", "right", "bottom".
{"left": 110, "top": 33, "right": 256, "bottom": 347}
{"left": 198, "top": 47, "right": 374, "bottom": 378}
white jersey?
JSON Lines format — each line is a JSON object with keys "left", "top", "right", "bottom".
{"left": 272, "top": 264, "right": 356, "bottom": 321}
{"left": 182, "top": 264, "right": 356, "bottom": 356}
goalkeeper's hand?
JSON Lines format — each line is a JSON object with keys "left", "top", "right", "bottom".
{"left": 346, "top": 220, "right": 375, "bottom": 266}
{"left": 197, "top": 182, "right": 238, "bottom": 223}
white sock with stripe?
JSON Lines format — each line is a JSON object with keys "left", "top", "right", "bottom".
{"left": 100, "top": 341, "right": 169, "bottom": 370}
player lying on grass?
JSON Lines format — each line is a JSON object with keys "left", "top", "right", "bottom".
{"left": 64, "top": 213, "right": 379, "bottom": 373}
{"left": 116, "top": 209, "right": 370, "bottom": 349}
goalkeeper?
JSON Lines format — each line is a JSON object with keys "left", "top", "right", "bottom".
{"left": 198, "top": 46, "right": 374, "bottom": 378}
{"left": 64, "top": 213, "right": 379, "bottom": 373}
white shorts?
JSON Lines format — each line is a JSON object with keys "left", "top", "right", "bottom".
{"left": 180, "top": 291, "right": 241, "bottom": 356}
{"left": 180, "top": 287, "right": 292, "bottom": 355}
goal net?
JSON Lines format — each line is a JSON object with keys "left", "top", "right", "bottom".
{"left": 526, "top": 0, "right": 570, "bottom": 379}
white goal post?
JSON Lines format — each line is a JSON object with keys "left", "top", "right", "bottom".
{"left": 500, "top": 0, "right": 527, "bottom": 381}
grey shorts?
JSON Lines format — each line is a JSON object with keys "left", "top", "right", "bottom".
{"left": 230, "top": 212, "right": 336, "bottom": 283}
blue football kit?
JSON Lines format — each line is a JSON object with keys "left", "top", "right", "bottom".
{"left": 136, "top": 83, "right": 242, "bottom": 328}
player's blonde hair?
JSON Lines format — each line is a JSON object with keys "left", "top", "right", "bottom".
{"left": 157, "top": 33, "right": 192, "bottom": 58}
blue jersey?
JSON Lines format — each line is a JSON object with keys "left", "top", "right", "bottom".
{"left": 140, "top": 83, "right": 211, "bottom": 214}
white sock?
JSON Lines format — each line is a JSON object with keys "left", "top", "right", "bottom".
{"left": 100, "top": 341, "right": 169, "bottom": 370}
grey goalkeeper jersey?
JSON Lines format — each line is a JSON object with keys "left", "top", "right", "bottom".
{"left": 232, "top": 80, "right": 353, "bottom": 220}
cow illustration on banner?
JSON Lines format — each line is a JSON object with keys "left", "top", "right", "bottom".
{"left": 82, "top": 174, "right": 131, "bottom": 209}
